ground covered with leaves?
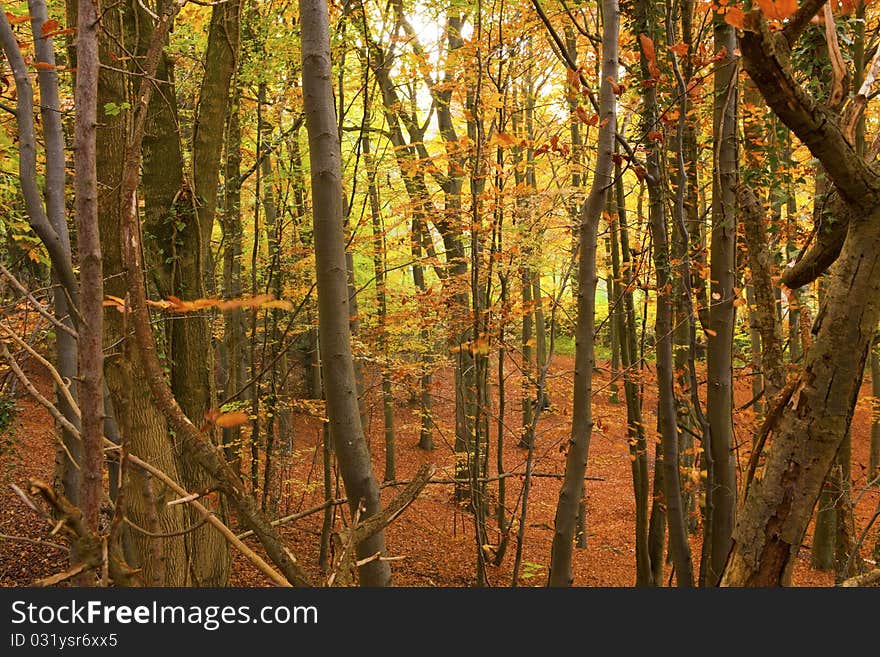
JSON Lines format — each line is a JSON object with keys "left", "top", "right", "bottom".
{"left": 1, "top": 354, "right": 876, "bottom": 587}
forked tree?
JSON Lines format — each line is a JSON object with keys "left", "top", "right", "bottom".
{"left": 721, "top": 3, "right": 880, "bottom": 586}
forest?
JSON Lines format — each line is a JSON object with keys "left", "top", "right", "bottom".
{"left": 0, "top": 0, "right": 878, "bottom": 589}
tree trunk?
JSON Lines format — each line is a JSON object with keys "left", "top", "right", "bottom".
{"left": 610, "top": 165, "right": 651, "bottom": 585}
{"left": 300, "top": 0, "right": 391, "bottom": 586}
{"left": 96, "top": 0, "right": 188, "bottom": 585}
{"left": 547, "top": 0, "right": 617, "bottom": 586}
{"left": 73, "top": 0, "right": 105, "bottom": 547}
{"left": 871, "top": 344, "right": 880, "bottom": 482}
{"left": 703, "top": 13, "right": 738, "bottom": 586}
{"left": 362, "top": 106, "right": 396, "bottom": 481}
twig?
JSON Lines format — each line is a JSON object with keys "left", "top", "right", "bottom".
{"left": 0, "top": 532, "right": 66, "bottom": 551}
{"left": 35, "top": 562, "right": 88, "bottom": 587}
{"left": 0, "top": 264, "right": 78, "bottom": 338}
{"left": 0, "top": 342, "right": 81, "bottom": 467}
{"left": 0, "top": 321, "right": 80, "bottom": 419}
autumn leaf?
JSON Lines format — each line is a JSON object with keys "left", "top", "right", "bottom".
{"left": 40, "top": 19, "right": 59, "bottom": 37}
{"left": 573, "top": 105, "right": 592, "bottom": 124}
{"left": 704, "top": 328, "right": 718, "bottom": 337}
{"left": 756, "top": 0, "right": 798, "bottom": 21}
{"left": 723, "top": 7, "right": 746, "bottom": 28}
{"left": 5, "top": 13, "right": 33, "bottom": 24}
{"left": 639, "top": 34, "right": 661, "bottom": 80}
{"left": 607, "top": 76, "right": 624, "bottom": 95}
{"left": 204, "top": 409, "right": 250, "bottom": 428}
{"left": 34, "top": 62, "right": 55, "bottom": 71}
{"left": 670, "top": 43, "right": 689, "bottom": 56}
{"left": 489, "top": 132, "right": 516, "bottom": 148}
{"left": 260, "top": 299, "right": 294, "bottom": 310}
{"left": 214, "top": 411, "right": 249, "bottom": 428}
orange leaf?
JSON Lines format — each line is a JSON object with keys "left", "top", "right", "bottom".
{"left": 639, "top": 34, "right": 661, "bottom": 80}
{"left": 214, "top": 410, "right": 249, "bottom": 428}
{"left": 34, "top": 61, "right": 55, "bottom": 70}
{"left": 261, "top": 299, "right": 294, "bottom": 310}
{"left": 723, "top": 7, "right": 745, "bottom": 28}
{"left": 40, "top": 19, "right": 59, "bottom": 37}
{"left": 5, "top": 13, "right": 33, "bottom": 24}
{"left": 705, "top": 328, "right": 718, "bottom": 337}
{"left": 756, "top": 0, "right": 797, "bottom": 21}
{"left": 490, "top": 131, "right": 516, "bottom": 148}
{"left": 670, "top": 43, "right": 689, "bottom": 56}
{"left": 639, "top": 34, "right": 656, "bottom": 63}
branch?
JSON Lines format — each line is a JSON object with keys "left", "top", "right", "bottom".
{"left": 781, "top": 0, "right": 827, "bottom": 47}
{"left": 838, "top": 569, "right": 880, "bottom": 587}
{"left": 739, "top": 12, "right": 880, "bottom": 207}
{"left": 352, "top": 463, "right": 435, "bottom": 544}
{"left": 0, "top": 321, "right": 80, "bottom": 419}
{"left": 0, "top": 264, "right": 78, "bottom": 338}
{"left": 780, "top": 191, "right": 849, "bottom": 288}
{"left": 0, "top": 7, "right": 79, "bottom": 309}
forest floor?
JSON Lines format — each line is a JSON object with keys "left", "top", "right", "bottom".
{"left": 1, "top": 352, "right": 877, "bottom": 587}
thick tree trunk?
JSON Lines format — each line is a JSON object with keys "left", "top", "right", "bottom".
{"left": 96, "top": 1, "right": 189, "bottom": 585}
{"left": 547, "top": 0, "right": 617, "bottom": 586}
{"left": 300, "top": 0, "right": 391, "bottom": 586}
{"left": 723, "top": 214, "right": 880, "bottom": 585}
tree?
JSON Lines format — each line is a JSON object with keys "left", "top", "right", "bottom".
{"left": 548, "top": 0, "right": 618, "bottom": 587}
{"left": 722, "top": 4, "right": 880, "bottom": 586}
{"left": 300, "top": 0, "right": 391, "bottom": 586}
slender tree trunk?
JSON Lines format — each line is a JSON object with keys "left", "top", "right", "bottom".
{"left": 703, "top": 13, "right": 738, "bottom": 586}
{"left": 22, "top": 0, "right": 81, "bottom": 517}
{"left": 300, "top": 0, "right": 391, "bottom": 586}
{"left": 547, "top": 0, "right": 617, "bottom": 586}
{"left": 871, "top": 344, "right": 880, "bottom": 482}
{"left": 73, "top": 0, "right": 105, "bottom": 548}
{"left": 362, "top": 104, "right": 396, "bottom": 482}
{"left": 610, "top": 165, "right": 651, "bottom": 585}
{"left": 221, "top": 89, "right": 246, "bottom": 476}
{"left": 738, "top": 183, "right": 785, "bottom": 398}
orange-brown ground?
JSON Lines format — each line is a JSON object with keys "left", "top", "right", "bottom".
{"left": 1, "top": 353, "right": 877, "bottom": 587}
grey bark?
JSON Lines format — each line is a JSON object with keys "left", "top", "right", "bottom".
{"left": 300, "top": 0, "right": 391, "bottom": 586}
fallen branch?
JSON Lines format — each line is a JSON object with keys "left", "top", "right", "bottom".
{"left": 838, "top": 569, "right": 880, "bottom": 587}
